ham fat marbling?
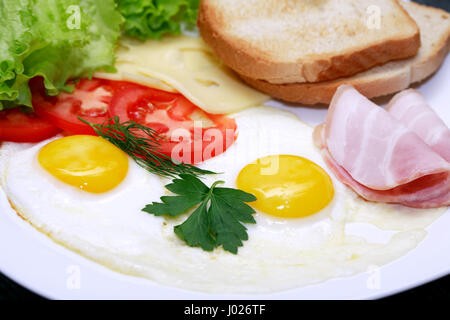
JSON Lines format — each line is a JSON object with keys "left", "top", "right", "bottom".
{"left": 315, "top": 85, "right": 450, "bottom": 208}
{"left": 386, "top": 89, "right": 450, "bottom": 162}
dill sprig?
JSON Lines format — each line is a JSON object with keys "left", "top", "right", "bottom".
{"left": 79, "top": 117, "right": 215, "bottom": 178}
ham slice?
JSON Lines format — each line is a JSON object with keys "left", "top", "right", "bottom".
{"left": 315, "top": 85, "right": 450, "bottom": 208}
{"left": 386, "top": 89, "right": 450, "bottom": 162}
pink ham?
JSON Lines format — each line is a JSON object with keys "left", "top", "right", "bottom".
{"left": 386, "top": 89, "right": 450, "bottom": 162}
{"left": 315, "top": 85, "right": 450, "bottom": 208}
{"left": 320, "top": 147, "right": 450, "bottom": 208}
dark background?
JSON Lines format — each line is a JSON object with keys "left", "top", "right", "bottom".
{"left": 0, "top": 0, "right": 449, "bottom": 300}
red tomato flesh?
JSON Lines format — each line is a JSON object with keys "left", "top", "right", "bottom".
{"left": 30, "top": 77, "right": 237, "bottom": 164}
{"left": 32, "top": 78, "right": 115, "bottom": 135}
{"left": 0, "top": 109, "right": 61, "bottom": 143}
{"left": 109, "top": 82, "right": 237, "bottom": 164}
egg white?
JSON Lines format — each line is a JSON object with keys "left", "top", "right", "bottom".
{"left": 0, "top": 106, "right": 445, "bottom": 293}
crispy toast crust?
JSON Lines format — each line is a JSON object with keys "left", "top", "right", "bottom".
{"left": 238, "top": 2, "right": 450, "bottom": 105}
{"left": 198, "top": 0, "right": 421, "bottom": 84}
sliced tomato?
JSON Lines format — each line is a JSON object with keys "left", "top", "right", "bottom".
{"left": 30, "top": 77, "right": 237, "bottom": 163}
{"left": 0, "top": 108, "right": 61, "bottom": 143}
{"left": 31, "top": 78, "right": 116, "bottom": 135}
{"left": 109, "top": 83, "right": 237, "bottom": 164}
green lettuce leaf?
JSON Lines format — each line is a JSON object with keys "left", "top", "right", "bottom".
{"left": 116, "top": 0, "right": 200, "bottom": 40}
{"left": 0, "top": 0, "right": 123, "bottom": 110}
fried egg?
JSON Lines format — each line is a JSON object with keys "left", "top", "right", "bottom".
{"left": 0, "top": 106, "right": 445, "bottom": 293}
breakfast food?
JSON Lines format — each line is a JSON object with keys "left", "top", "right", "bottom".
{"left": 198, "top": 0, "right": 420, "bottom": 84}
{"left": 95, "top": 36, "right": 269, "bottom": 114}
{"left": 0, "top": 108, "right": 61, "bottom": 143}
{"left": 386, "top": 89, "right": 450, "bottom": 162}
{"left": 0, "top": 106, "right": 445, "bottom": 293}
{"left": 315, "top": 85, "right": 450, "bottom": 208}
{"left": 116, "top": 0, "right": 199, "bottom": 40}
{"left": 0, "top": 0, "right": 448, "bottom": 298}
{"left": 0, "top": 0, "right": 122, "bottom": 110}
{"left": 207, "top": 1, "right": 450, "bottom": 104}
{"left": 31, "top": 78, "right": 239, "bottom": 164}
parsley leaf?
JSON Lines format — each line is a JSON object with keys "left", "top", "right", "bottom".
{"left": 174, "top": 200, "right": 216, "bottom": 252}
{"left": 142, "top": 174, "right": 257, "bottom": 254}
{"left": 144, "top": 174, "right": 208, "bottom": 217}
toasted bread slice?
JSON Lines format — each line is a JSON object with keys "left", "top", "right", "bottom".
{"left": 198, "top": 0, "right": 420, "bottom": 84}
{"left": 240, "top": 1, "right": 450, "bottom": 105}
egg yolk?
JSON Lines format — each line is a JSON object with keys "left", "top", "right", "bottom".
{"left": 236, "top": 155, "right": 334, "bottom": 218}
{"left": 38, "top": 135, "right": 129, "bottom": 193}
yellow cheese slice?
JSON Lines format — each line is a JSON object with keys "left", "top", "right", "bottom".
{"left": 96, "top": 36, "right": 268, "bottom": 114}
{"left": 94, "top": 70, "right": 176, "bottom": 93}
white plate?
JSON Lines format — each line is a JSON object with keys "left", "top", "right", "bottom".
{"left": 0, "top": 53, "right": 449, "bottom": 301}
